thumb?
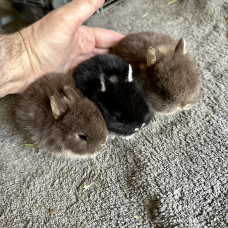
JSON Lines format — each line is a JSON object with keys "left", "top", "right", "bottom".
{"left": 51, "top": 0, "right": 104, "bottom": 29}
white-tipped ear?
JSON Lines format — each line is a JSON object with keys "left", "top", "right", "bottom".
{"left": 147, "top": 46, "right": 156, "bottom": 67}
{"left": 50, "top": 96, "right": 60, "bottom": 119}
{"left": 175, "top": 38, "right": 186, "bottom": 55}
{"left": 127, "top": 64, "right": 133, "bottom": 82}
{"left": 50, "top": 95, "right": 68, "bottom": 120}
{"left": 100, "top": 74, "right": 106, "bottom": 92}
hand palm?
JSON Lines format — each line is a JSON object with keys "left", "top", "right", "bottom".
{"left": 0, "top": 0, "right": 123, "bottom": 97}
{"left": 26, "top": 16, "right": 97, "bottom": 75}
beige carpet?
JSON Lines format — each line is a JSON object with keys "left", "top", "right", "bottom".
{"left": 0, "top": 0, "right": 228, "bottom": 227}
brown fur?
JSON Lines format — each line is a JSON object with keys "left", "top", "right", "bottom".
{"left": 112, "top": 31, "right": 201, "bottom": 114}
{"left": 15, "top": 73, "right": 108, "bottom": 158}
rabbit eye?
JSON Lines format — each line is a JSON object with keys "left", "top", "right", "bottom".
{"left": 79, "top": 135, "right": 87, "bottom": 141}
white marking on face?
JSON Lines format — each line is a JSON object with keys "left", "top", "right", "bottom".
{"left": 108, "top": 132, "right": 135, "bottom": 140}
{"left": 128, "top": 64, "right": 133, "bottom": 82}
{"left": 125, "top": 134, "right": 135, "bottom": 140}
{"left": 135, "top": 128, "right": 139, "bottom": 131}
{"left": 100, "top": 74, "right": 106, "bottom": 92}
{"left": 61, "top": 150, "right": 92, "bottom": 159}
{"left": 110, "top": 76, "right": 118, "bottom": 83}
{"left": 108, "top": 133, "right": 117, "bottom": 139}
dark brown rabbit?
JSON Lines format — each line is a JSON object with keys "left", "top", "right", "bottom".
{"left": 15, "top": 73, "right": 108, "bottom": 158}
{"left": 112, "top": 31, "right": 201, "bottom": 114}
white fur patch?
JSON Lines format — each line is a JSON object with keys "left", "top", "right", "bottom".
{"left": 135, "top": 128, "right": 139, "bottom": 131}
{"left": 128, "top": 65, "right": 133, "bottom": 82}
{"left": 100, "top": 74, "right": 106, "bottom": 92}
{"left": 108, "top": 135, "right": 115, "bottom": 140}
{"left": 108, "top": 132, "right": 135, "bottom": 140}
{"left": 125, "top": 134, "right": 135, "bottom": 140}
{"left": 61, "top": 149, "right": 94, "bottom": 159}
{"left": 110, "top": 76, "right": 118, "bottom": 83}
{"left": 141, "top": 123, "right": 145, "bottom": 129}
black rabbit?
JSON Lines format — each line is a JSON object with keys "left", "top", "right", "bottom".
{"left": 73, "top": 54, "right": 153, "bottom": 139}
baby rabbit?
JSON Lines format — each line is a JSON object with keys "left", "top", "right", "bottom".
{"left": 112, "top": 31, "right": 201, "bottom": 114}
{"left": 15, "top": 73, "right": 108, "bottom": 158}
{"left": 73, "top": 54, "right": 153, "bottom": 139}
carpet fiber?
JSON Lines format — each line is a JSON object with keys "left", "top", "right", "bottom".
{"left": 0, "top": 0, "right": 228, "bottom": 227}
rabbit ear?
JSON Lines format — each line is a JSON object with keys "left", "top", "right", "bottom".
{"left": 100, "top": 74, "right": 106, "bottom": 92}
{"left": 147, "top": 46, "right": 157, "bottom": 66}
{"left": 175, "top": 38, "right": 186, "bottom": 54}
{"left": 50, "top": 95, "right": 68, "bottom": 120}
{"left": 62, "top": 86, "right": 81, "bottom": 106}
{"left": 125, "top": 64, "right": 133, "bottom": 82}
{"left": 100, "top": 74, "right": 115, "bottom": 92}
{"left": 63, "top": 86, "right": 80, "bottom": 100}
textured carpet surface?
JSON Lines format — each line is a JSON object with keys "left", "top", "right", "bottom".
{"left": 0, "top": 0, "right": 228, "bottom": 227}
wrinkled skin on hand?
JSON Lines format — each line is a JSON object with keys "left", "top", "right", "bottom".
{"left": 0, "top": 0, "right": 124, "bottom": 97}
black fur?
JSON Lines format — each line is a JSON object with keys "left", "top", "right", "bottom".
{"left": 73, "top": 54, "right": 153, "bottom": 137}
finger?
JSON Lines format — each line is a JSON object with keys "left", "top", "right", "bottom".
{"left": 91, "top": 27, "right": 124, "bottom": 49}
{"left": 49, "top": 0, "right": 105, "bottom": 31}
{"left": 92, "top": 47, "right": 110, "bottom": 55}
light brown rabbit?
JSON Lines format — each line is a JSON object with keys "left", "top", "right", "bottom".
{"left": 112, "top": 31, "right": 201, "bottom": 114}
{"left": 15, "top": 73, "right": 108, "bottom": 158}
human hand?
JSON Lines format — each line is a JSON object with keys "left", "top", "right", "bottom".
{"left": 0, "top": 0, "right": 124, "bottom": 97}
